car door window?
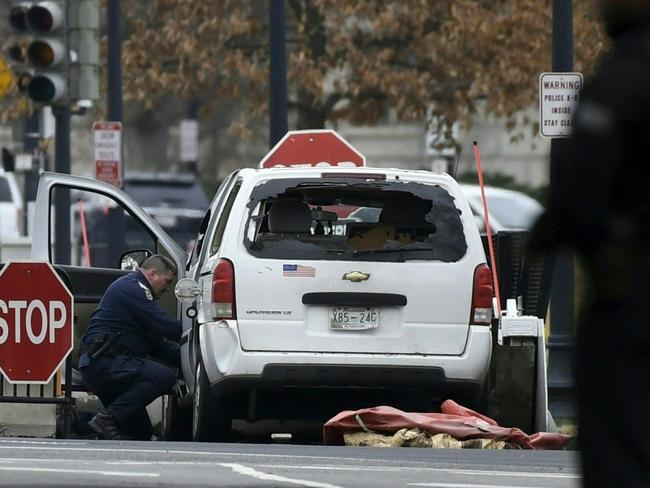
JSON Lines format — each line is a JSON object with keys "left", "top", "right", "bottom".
{"left": 209, "top": 182, "right": 241, "bottom": 256}
{"left": 187, "top": 209, "right": 211, "bottom": 269}
{"left": 54, "top": 187, "right": 156, "bottom": 269}
{"left": 0, "top": 178, "right": 11, "bottom": 201}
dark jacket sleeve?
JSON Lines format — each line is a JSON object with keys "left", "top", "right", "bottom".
{"left": 122, "top": 281, "right": 182, "bottom": 342}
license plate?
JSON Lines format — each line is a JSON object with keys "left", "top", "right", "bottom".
{"left": 330, "top": 306, "right": 379, "bottom": 330}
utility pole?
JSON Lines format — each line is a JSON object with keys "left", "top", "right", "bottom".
{"left": 548, "top": 0, "right": 575, "bottom": 418}
{"left": 107, "top": 0, "right": 123, "bottom": 134}
{"left": 269, "top": 0, "right": 288, "bottom": 148}
{"left": 107, "top": 0, "right": 125, "bottom": 267}
{"left": 53, "top": 0, "right": 71, "bottom": 265}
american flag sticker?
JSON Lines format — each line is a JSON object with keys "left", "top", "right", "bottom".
{"left": 283, "top": 264, "right": 316, "bottom": 277}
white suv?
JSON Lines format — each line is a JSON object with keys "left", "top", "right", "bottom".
{"left": 183, "top": 165, "right": 494, "bottom": 440}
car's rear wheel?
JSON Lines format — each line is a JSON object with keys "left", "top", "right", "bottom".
{"left": 192, "top": 359, "right": 231, "bottom": 442}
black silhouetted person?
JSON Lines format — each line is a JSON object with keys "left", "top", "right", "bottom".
{"left": 529, "top": 1, "right": 650, "bottom": 486}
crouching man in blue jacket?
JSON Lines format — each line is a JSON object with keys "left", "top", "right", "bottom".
{"left": 79, "top": 255, "right": 182, "bottom": 440}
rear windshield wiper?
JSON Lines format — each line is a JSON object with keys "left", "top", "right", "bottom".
{"left": 353, "top": 249, "right": 405, "bottom": 261}
{"left": 352, "top": 247, "right": 434, "bottom": 258}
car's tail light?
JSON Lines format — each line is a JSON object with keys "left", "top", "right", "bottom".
{"left": 471, "top": 263, "right": 494, "bottom": 325}
{"left": 211, "top": 258, "right": 236, "bottom": 320}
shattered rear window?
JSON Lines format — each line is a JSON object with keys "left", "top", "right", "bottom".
{"left": 243, "top": 177, "right": 467, "bottom": 262}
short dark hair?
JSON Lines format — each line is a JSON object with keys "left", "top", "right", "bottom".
{"left": 141, "top": 254, "right": 177, "bottom": 276}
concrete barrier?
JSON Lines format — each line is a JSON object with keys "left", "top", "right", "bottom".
{"left": 0, "top": 378, "right": 56, "bottom": 438}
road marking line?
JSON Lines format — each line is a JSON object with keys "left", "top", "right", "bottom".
{"left": 221, "top": 462, "right": 346, "bottom": 488}
{"left": 409, "top": 484, "right": 534, "bottom": 488}
{"left": 255, "top": 464, "right": 579, "bottom": 479}
{"left": 0, "top": 466, "right": 159, "bottom": 477}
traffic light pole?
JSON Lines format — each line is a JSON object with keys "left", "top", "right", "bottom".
{"left": 53, "top": 104, "right": 71, "bottom": 265}
{"left": 269, "top": 0, "right": 288, "bottom": 148}
{"left": 107, "top": 0, "right": 123, "bottom": 126}
{"left": 107, "top": 0, "right": 125, "bottom": 268}
{"left": 548, "top": 0, "right": 575, "bottom": 419}
{"left": 53, "top": 0, "right": 71, "bottom": 265}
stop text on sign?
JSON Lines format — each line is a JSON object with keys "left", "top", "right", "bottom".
{"left": 0, "top": 300, "right": 68, "bottom": 345}
{"left": 0, "top": 261, "right": 74, "bottom": 384}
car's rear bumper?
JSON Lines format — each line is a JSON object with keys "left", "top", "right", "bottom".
{"left": 199, "top": 321, "right": 492, "bottom": 396}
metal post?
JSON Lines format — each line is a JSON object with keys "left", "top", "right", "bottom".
{"left": 107, "top": 0, "right": 125, "bottom": 268}
{"left": 269, "top": 0, "right": 288, "bottom": 148}
{"left": 53, "top": 105, "right": 71, "bottom": 265}
{"left": 107, "top": 0, "right": 123, "bottom": 127}
{"left": 50, "top": 0, "right": 72, "bottom": 265}
{"left": 548, "top": 0, "right": 575, "bottom": 418}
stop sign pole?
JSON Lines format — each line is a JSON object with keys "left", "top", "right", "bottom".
{"left": 0, "top": 261, "right": 74, "bottom": 384}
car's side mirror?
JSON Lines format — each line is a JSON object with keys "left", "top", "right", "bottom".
{"left": 175, "top": 278, "right": 201, "bottom": 304}
{"left": 120, "top": 249, "right": 152, "bottom": 271}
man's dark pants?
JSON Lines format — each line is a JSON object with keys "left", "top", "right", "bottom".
{"left": 80, "top": 340, "right": 180, "bottom": 440}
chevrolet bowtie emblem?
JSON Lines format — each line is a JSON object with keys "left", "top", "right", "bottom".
{"left": 342, "top": 271, "right": 370, "bottom": 282}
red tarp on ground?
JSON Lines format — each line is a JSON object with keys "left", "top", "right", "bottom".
{"left": 323, "top": 400, "right": 572, "bottom": 450}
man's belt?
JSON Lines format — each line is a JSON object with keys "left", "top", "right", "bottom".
{"left": 80, "top": 332, "right": 124, "bottom": 360}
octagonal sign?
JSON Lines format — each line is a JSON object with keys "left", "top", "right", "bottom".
{"left": 0, "top": 261, "right": 74, "bottom": 384}
{"left": 259, "top": 130, "right": 366, "bottom": 168}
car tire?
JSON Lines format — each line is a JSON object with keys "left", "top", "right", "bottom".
{"left": 161, "top": 390, "right": 192, "bottom": 441}
{"left": 192, "top": 359, "right": 231, "bottom": 442}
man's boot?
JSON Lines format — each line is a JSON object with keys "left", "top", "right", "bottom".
{"left": 87, "top": 410, "right": 123, "bottom": 440}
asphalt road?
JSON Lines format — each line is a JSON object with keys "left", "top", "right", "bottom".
{"left": 0, "top": 437, "right": 580, "bottom": 488}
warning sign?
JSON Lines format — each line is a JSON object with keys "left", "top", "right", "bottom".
{"left": 93, "top": 121, "right": 122, "bottom": 187}
{"left": 539, "top": 72, "right": 583, "bottom": 138}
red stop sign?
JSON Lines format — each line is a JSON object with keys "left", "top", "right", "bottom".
{"left": 259, "top": 130, "right": 366, "bottom": 168}
{"left": 0, "top": 261, "right": 74, "bottom": 384}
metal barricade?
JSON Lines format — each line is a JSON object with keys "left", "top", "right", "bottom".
{"left": 0, "top": 355, "right": 75, "bottom": 438}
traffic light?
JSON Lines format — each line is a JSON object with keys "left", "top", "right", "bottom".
{"left": 25, "top": 1, "right": 67, "bottom": 104}
{"left": 69, "top": 0, "right": 99, "bottom": 102}
{"left": 5, "top": 0, "right": 99, "bottom": 106}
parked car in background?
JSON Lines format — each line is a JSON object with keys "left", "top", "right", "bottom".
{"left": 72, "top": 172, "right": 210, "bottom": 267}
{"left": 123, "top": 172, "right": 210, "bottom": 252}
{"left": 459, "top": 184, "right": 544, "bottom": 232}
{"left": 0, "top": 169, "right": 23, "bottom": 241}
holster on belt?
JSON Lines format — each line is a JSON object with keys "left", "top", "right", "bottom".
{"left": 81, "top": 332, "right": 123, "bottom": 360}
